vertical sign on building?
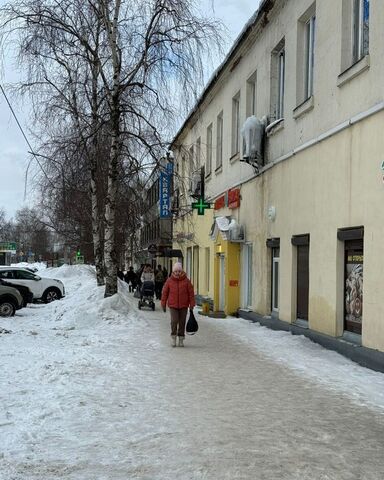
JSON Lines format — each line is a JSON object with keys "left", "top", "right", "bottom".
{"left": 159, "top": 162, "right": 173, "bottom": 218}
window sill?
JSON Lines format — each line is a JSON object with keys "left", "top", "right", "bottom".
{"left": 293, "top": 96, "right": 314, "bottom": 120}
{"left": 266, "top": 118, "right": 284, "bottom": 137}
{"left": 230, "top": 152, "right": 240, "bottom": 163}
{"left": 337, "top": 55, "right": 370, "bottom": 88}
{"left": 215, "top": 165, "right": 223, "bottom": 174}
{"left": 205, "top": 173, "right": 212, "bottom": 182}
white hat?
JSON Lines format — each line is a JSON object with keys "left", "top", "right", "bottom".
{"left": 172, "top": 262, "right": 183, "bottom": 272}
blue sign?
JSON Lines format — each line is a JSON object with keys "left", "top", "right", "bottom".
{"left": 159, "top": 164, "right": 173, "bottom": 218}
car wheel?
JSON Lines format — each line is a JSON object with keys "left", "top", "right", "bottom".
{"left": 43, "top": 288, "right": 61, "bottom": 304}
{"left": 0, "top": 301, "right": 16, "bottom": 317}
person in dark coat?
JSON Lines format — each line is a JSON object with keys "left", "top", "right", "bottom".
{"left": 117, "top": 268, "right": 124, "bottom": 281}
{"left": 154, "top": 266, "right": 164, "bottom": 300}
{"left": 124, "top": 266, "right": 138, "bottom": 292}
{"left": 161, "top": 262, "right": 195, "bottom": 347}
{"left": 162, "top": 265, "right": 169, "bottom": 279}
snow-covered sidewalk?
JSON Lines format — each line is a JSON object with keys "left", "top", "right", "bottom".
{"left": 1, "top": 265, "right": 384, "bottom": 480}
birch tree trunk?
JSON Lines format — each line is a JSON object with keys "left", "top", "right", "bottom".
{"left": 90, "top": 36, "right": 106, "bottom": 287}
{"left": 103, "top": 0, "right": 121, "bottom": 297}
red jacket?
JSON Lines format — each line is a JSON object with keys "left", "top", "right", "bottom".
{"left": 161, "top": 273, "right": 196, "bottom": 309}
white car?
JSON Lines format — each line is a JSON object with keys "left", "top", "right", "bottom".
{"left": 0, "top": 267, "right": 65, "bottom": 303}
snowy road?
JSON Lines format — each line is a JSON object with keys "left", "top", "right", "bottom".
{"left": 1, "top": 265, "right": 384, "bottom": 479}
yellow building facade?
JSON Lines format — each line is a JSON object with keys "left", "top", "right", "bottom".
{"left": 171, "top": 0, "right": 384, "bottom": 352}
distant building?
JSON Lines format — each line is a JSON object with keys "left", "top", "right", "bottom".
{"left": 134, "top": 158, "right": 175, "bottom": 273}
{"left": 0, "top": 242, "right": 16, "bottom": 266}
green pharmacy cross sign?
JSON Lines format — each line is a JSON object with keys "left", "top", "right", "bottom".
{"left": 192, "top": 197, "right": 211, "bottom": 215}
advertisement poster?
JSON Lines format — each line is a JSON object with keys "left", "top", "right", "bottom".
{"left": 345, "top": 253, "right": 363, "bottom": 332}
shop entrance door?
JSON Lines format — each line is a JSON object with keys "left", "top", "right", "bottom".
{"left": 297, "top": 245, "right": 309, "bottom": 320}
{"left": 344, "top": 240, "right": 363, "bottom": 334}
{"left": 219, "top": 254, "right": 225, "bottom": 311}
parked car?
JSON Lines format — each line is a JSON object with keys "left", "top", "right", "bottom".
{"left": 0, "top": 279, "right": 34, "bottom": 307}
{"left": 0, "top": 283, "right": 23, "bottom": 317}
{"left": 0, "top": 267, "right": 65, "bottom": 303}
{"left": 26, "top": 266, "right": 39, "bottom": 273}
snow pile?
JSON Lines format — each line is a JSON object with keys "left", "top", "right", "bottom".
{"left": 32, "top": 264, "right": 131, "bottom": 330}
{"left": 11, "top": 261, "right": 47, "bottom": 271}
{"left": 41, "top": 263, "right": 96, "bottom": 280}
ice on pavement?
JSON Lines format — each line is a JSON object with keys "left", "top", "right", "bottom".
{"left": 1, "top": 264, "right": 384, "bottom": 479}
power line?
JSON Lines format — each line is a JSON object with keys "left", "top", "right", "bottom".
{"left": 0, "top": 83, "right": 53, "bottom": 200}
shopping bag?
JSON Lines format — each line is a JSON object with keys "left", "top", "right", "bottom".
{"left": 186, "top": 308, "right": 199, "bottom": 335}
{"left": 133, "top": 287, "right": 141, "bottom": 298}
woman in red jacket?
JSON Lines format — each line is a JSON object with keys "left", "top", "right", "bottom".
{"left": 161, "top": 262, "right": 195, "bottom": 347}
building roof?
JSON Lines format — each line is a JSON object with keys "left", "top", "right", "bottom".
{"left": 170, "top": 0, "right": 274, "bottom": 148}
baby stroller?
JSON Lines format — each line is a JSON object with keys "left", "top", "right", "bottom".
{"left": 138, "top": 281, "right": 155, "bottom": 310}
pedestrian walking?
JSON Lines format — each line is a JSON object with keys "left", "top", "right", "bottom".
{"left": 162, "top": 265, "right": 169, "bottom": 279}
{"left": 124, "top": 266, "right": 138, "bottom": 292}
{"left": 154, "top": 266, "right": 164, "bottom": 300}
{"left": 117, "top": 268, "right": 124, "bottom": 281}
{"left": 161, "top": 262, "right": 195, "bottom": 347}
{"left": 140, "top": 264, "right": 154, "bottom": 284}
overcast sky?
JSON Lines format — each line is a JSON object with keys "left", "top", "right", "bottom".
{"left": 0, "top": 0, "right": 260, "bottom": 220}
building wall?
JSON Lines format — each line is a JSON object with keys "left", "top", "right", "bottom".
{"left": 172, "top": 0, "right": 384, "bottom": 350}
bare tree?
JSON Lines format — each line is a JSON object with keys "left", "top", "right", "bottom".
{"left": 0, "top": 0, "right": 223, "bottom": 296}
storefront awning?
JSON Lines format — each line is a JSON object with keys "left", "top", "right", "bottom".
{"left": 163, "top": 249, "right": 183, "bottom": 258}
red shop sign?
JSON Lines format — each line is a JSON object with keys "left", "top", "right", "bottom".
{"left": 227, "top": 188, "right": 240, "bottom": 209}
{"left": 214, "top": 195, "right": 226, "bottom": 210}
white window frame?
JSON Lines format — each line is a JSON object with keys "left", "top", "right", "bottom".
{"left": 246, "top": 72, "right": 257, "bottom": 117}
{"left": 206, "top": 124, "right": 212, "bottom": 176}
{"left": 353, "top": 0, "right": 369, "bottom": 63}
{"left": 186, "top": 247, "right": 192, "bottom": 279}
{"left": 196, "top": 137, "right": 201, "bottom": 167}
{"left": 216, "top": 111, "right": 223, "bottom": 170}
{"left": 188, "top": 145, "right": 194, "bottom": 170}
{"left": 242, "top": 243, "right": 253, "bottom": 309}
{"left": 231, "top": 92, "right": 240, "bottom": 156}
{"left": 304, "top": 15, "right": 316, "bottom": 100}
{"left": 205, "top": 247, "right": 210, "bottom": 293}
{"left": 277, "top": 49, "right": 285, "bottom": 119}
{"left": 272, "top": 248, "right": 280, "bottom": 312}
